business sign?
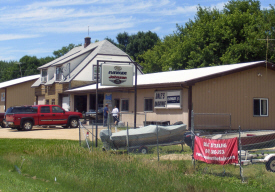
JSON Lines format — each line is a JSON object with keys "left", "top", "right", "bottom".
{"left": 105, "top": 93, "right": 112, "bottom": 100}
{"left": 167, "top": 90, "right": 181, "bottom": 108}
{"left": 193, "top": 136, "right": 238, "bottom": 165}
{"left": 154, "top": 91, "right": 166, "bottom": 108}
{"left": 101, "top": 64, "right": 133, "bottom": 87}
{"left": 154, "top": 90, "right": 181, "bottom": 109}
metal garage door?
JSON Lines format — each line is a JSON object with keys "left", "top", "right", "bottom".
{"left": 38, "top": 96, "right": 45, "bottom": 105}
{"left": 62, "top": 96, "right": 70, "bottom": 111}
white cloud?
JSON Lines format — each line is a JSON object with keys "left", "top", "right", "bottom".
{"left": 0, "top": 34, "right": 41, "bottom": 41}
{"left": 151, "top": 27, "right": 161, "bottom": 32}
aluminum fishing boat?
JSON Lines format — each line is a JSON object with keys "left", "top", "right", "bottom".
{"left": 100, "top": 124, "right": 188, "bottom": 153}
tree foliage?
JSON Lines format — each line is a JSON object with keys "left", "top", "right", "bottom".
{"left": 0, "top": 43, "right": 82, "bottom": 82}
{"left": 53, "top": 43, "right": 82, "bottom": 58}
{"left": 106, "top": 31, "right": 160, "bottom": 61}
{"left": 140, "top": 0, "right": 275, "bottom": 73}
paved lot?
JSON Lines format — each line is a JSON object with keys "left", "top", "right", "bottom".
{"left": 0, "top": 125, "right": 108, "bottom": 140}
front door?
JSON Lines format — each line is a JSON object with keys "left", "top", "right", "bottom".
{"left": 51, "top": 106, "right": 67, "bottom": 125}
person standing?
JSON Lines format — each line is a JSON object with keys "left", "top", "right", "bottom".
{"left": 103, "top": 104, "right": 108, "bottom": 127}
{"left": 112, "top": 106, "right": 119, "bottom": 126}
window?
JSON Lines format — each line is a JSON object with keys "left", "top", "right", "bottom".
{"left": 51, "top": 99, "right": 55, "bottom": 105}
{"left": 121, "top": 99, "right": 129, "bottom": 112}
{"left": 254, "top": 98, "right": 268, "bottom": 116}
{"left": 93, "top": 65, "right": 101, "bottom": 82}
{"left": 41, "top": 69, "right": 47, "bottom": 83}
{"left": 144, "top": 98, "right": 153, "bottom": 112}
{"left": 46, "top": 100, "right": 49, "bottom": 105}
{"left": 56, "top": 67, "right": 62, "bottom": 81}
{"left": 41, "top": 106, "right": 50, "bottom": 113}
{"left": 32, "top": 107, "right": 38, "bottom": 113}
{"left": 52, "top": 106, "right": 64, "bottom": 113}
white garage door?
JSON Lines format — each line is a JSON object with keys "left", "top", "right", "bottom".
{"left": 38, "top": 96, "right": 45, "bottom": 105}
{"left": 62, "top": 96, "right": 70, "bottom": 111}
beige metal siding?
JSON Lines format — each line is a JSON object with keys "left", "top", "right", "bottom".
{"left": 192, "top": 67, "right": 275, "bottom": 130}
{"left": 6, "top": 80, "right": 36, "bottom": 108}
{"left": 110, "top": 88, "right": 189, "bottom": 127}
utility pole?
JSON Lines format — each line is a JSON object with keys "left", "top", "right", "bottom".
{"left": 258, "top": 36, "right": 275, "bottom": 67}
{"left": 15, "top": 62, "right": 23, "bottom": 77}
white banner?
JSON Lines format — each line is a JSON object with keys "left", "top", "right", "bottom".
{"left": 101, "top": 64, "right": 133, "bottom": 87}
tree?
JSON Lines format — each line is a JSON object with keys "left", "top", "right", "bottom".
{"left": 53, "top": 43, "right": 82, "bottom": 58}
{"left": 106, "top": 31, "right": 160, "bottom": 61}
{"left": 140, "top": 0, "right": 275, "bottom": 73}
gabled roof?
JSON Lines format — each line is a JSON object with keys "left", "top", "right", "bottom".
{"left": 38, "top": 40, "right": 128, "bottom": 70}
{"left": 59, "top": 40, "right": 132, "bottom": 83}
{"left": 65, "top": 61, "right": 272, "bottom": 93}
{"left": 0, "top": 75, "right": 40, "bottom": 89}
{"left": 34, "top": 40, "right": 142, "bottom": 87}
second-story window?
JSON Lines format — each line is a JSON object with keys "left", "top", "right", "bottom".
{"left": 56, "top": 67, "right": 62, "bottom": 81}
{"left": 41, "top": 69, "right": 47, "bottom": 83}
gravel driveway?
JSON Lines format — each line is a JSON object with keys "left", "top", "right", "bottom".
{"left": 0, "top": 125, "right": 107, "bottom": 140}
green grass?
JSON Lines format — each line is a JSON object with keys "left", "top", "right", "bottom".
{"left": 0, "top": 138, "right": 274, "bottom": 192}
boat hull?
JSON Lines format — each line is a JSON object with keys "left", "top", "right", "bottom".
{"left": 100, "top": 124, "right": 188, "bottom": 150}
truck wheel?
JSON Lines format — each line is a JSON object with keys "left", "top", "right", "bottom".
{"left": 70, "top": 118, "right": 78, "bottom": 128}
{"left": 23, "top": 121, "right": 33, "bottom": 131}
{"left": 266, "top": 157, "right": 275, "bottom": 172}
{"left": 139, "top": 146, "right": 148, "bottom": 154}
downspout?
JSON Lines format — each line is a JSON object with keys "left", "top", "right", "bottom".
{"left": 188, "top": 86, "right": 192, "bottom": 130}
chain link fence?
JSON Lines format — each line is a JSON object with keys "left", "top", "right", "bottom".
{"left": 79, "top": 115, "right": 190, "bottom": 160}
{"left": 190, "top": 111, "right": 275, "bottom": 182}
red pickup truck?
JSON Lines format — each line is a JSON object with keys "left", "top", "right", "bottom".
{"left": 5, "top": 105, "right": 82, "bottom": 131}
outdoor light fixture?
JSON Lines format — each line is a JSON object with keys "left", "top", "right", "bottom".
{"left": 257, "top": 73, "right": 262, "bottom": 77}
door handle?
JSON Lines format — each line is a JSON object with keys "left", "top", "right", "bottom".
{"left": 41, "top": 115, "right": 44, "bottom": 117}
{"left": 52, "top": 114, "right": 55, "bottom": 116}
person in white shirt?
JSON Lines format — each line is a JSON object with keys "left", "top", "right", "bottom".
{"left": 112, "top": 106, "right": 119, "bottom": 125}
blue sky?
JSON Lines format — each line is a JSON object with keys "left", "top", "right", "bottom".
{"left": 0, "top": 0, "right": 274, "bottom": 61}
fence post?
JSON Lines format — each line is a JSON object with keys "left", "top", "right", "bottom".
{"left": 157, "top": 124, "right": 159, "bottom": 161}
{"left": 127, "top": 122, "right": 129, "bottom": 153}
{"left": 79, "top": 120, "right": 81, "bottom": 147}
{"left": 92, "top": 124, "right": 94, "bottom": 151}
{"left": 191, "top": 110, "right": 195, "bottom": 168}
{"left": 239, "top": 125, "right": 243, "bottom": 182}
{"left": 144, "top": 112, "right": 147, "bottom": 127}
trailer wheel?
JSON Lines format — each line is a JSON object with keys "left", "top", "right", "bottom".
{"left": 266, "top": 157, "right": 275, "bottom": 172}
{"left": 139, "top": 146, "right": 148, "bottom": 154}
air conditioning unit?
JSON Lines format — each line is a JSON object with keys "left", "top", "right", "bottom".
{"left": 41, "top": 76, "right": 47, "bottom": 83}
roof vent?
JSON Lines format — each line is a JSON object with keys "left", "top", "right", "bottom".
{"left": 84, "top": 37, "right": 91, "bottom": 48}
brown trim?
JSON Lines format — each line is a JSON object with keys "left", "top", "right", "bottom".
{"left": 185, "top": 61, "right": 273, "bottom": 86}
{"left": 188, "top": 86, "right": 192, "bottom": 129}
{"left": 65, "top": 61, "right": 275, "bottom": 94}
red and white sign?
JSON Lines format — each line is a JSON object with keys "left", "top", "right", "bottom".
{"left": 194, "top": 136, "right": 238, "bottom": 165}
{"left": 101, "top": 64, "right": 133, "bottom": 87}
